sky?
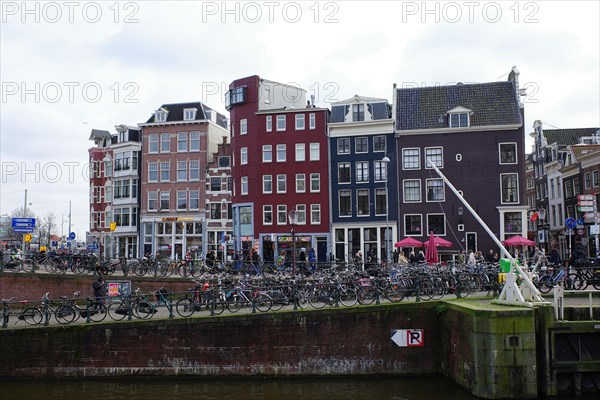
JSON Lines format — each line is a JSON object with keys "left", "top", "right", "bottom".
{"left": 1, "top": 0, "right": 599, "bottom": 237}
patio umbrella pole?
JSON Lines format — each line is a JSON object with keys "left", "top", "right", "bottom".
{"left": 426, "top": 160, "right": 545, "bottom": 306}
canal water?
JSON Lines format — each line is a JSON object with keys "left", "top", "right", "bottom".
{"left": 2, "top": 376, "right": 479, "bottom": 399}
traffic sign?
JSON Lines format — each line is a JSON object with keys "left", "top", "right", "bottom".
{"left": 578, "top": 200, "right": 594, "bottom": 206}
{"left": 565, "top": 217, "right": 577, "bottom": 229}
{"left": 578, "top": 194, "right": 594, "bottom": 201}
{"left": 14, "top": 227, "right": 34, "bottom": 233}
{"left": 110, "top": 222, "right": 117, "bottom": 231}
{"left": 24, "top": 234, "right": 32, "bottom": 242}
{"left": 391, "top": 329, "right": 424, "bottom": 347}
{"left": 69, "top": 232, "right": 76, "bottom": 240}
{"left": 12, "top": 217, "right": 36, "bottom": 227}
{"left": 577, "top": 218, "right": 585, "bottom": 225}
{"left": 578, "top": 207, "right": 594, "bottom": 212}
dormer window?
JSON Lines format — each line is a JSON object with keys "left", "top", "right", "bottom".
{"left": 447, "top": 106, "right": 471, "bottom": 128}
{"left": 352, "top": 104, "right": 365, "bottom": 122}
{"left": 155, "top": 109, "right": 168, "bottom": 123}
{"left": 183, "top": 108, "right": 197, "bottom": 121}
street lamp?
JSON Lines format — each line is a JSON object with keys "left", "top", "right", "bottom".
{"left": 288, "top": 209, "right": 297, "bottom": 276}
{"left": 381, "top": 156, "right": 391, "bottom": 264}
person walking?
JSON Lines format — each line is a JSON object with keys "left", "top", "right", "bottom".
{"left": 92, "top": 275, "right": 106, "bottom": 303}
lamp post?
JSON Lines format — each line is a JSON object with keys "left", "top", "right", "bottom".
{"left": 288, "top": 209, "right": 297, "bottom": 276}
{"left": 381, "top": 156, "right": 391, "bottom": 264}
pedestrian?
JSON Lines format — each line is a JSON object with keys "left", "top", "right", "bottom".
{"left": 299, "top": 248, "right": 307, "bottom": 271}
{"left": 486, "top": 249, "right": 496, "bottom": 263}
{"left": 393, "top": 249, "right": 399, "bottom": 264}
{"left": 467, "top": 250, "right": 476, "bottom": 266}
{"left": 92, "top": 275, "right": 106, "bottom": 303}
{"left": 417, "top": 251, "right": 425, "bottom": 263}
{"left": 308, "top": 247, "right": 316, "bottom": 273}
{"left": 409, "top": 251, "right": 417, "bottom": 264}
{"left": 456, "top": 250, "right": 465, "bottom": 265}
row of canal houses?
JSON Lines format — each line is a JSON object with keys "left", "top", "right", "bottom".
{"left": 87, "top": 67, "right": 598, "bottom": 263}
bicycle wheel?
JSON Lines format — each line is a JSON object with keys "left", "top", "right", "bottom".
{"left": 339, "top": 287, "right": 358, "bottom": 307}
{"left": 253, "top": 293, "right": 272, "bottom": 312}
{"left": 357, "top": 286, "right": 376, "bottom": 305}
{"left": 86, "top": 301, "right": 107, "bottom": 322}
{"left": 134, "top": 300, "right": 155, "bottom": 319}
{"left": 536, "top": 276, "right": 553, "bottom": 294}
{"left": 268, "top": 291, "right": 286, "bottom": 311}
{"left": 417, "top": 280, "right": 434, "bottom": 300}
{"left": 43, "top": 259, "right": 57, "bottom": 273}
{"left": 295, "top": 289, "right": 309, "bottom": 309}
{"left": 384, "top": 282, "right": 405, "bottom": 303}
{"left": 54, "top": 305, "right": 77, "bottom": 324}
{"left": 308, "top": 289, "right": 329, "bottom": 309}
{"left": 176, "top": 298, "right": 195, "bottom": 318}
{"left": 21, "top": 307, "right": 43, "bottom": 325}
{"left": 226, "top": 293, "right": 245, "bottom": 313}
{"left": 108, "top": 301, "right": 129, "bottom": 321}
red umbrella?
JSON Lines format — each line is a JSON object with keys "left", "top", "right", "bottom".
{"left": 502, "top": 235, "right": 535, "bottom": 246}
{"left": 423, "top": 235, "right": 453, "bottom": 248}
{"left": 425, "top": 232, "right": 439, "bottom": 263}
{"left": 394, "top": 237, "right": 423, "bottom": 248}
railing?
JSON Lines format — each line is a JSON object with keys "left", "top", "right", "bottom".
{"left": 553, "top": 285, "right": 600, "bottom": 321}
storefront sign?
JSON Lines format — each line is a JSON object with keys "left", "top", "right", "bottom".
{"left": 278, "top": 236, "right": 311, "bottom": 242}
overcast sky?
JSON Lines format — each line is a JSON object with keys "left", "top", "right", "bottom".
{"left": 1, "top": 0, "right": 598, "bottom": 237}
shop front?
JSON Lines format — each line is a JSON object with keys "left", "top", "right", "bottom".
{"left": 141, "top": 217, "right": 204, "bottom": 260}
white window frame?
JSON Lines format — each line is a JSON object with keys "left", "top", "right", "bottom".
{"left": 262, "top": 145, "right": 272, "bottom": 163}
{"left": 296, "top": 204, "right": 306, "bottom": 225}
{"left": 148, "top": 134, "right": 159, "bottom": 154}
{"left": 296, "top": 173, "right": 306, "bottom": 193}
{"left": 148, "top": 191, "right": 158, "bottom": 211}
{"left": 310, "top": 204, "right": 321, "bottom": 224}
{"left": 241, "top": 176, "right": 248, "bottom": 195}
{"left": 427, "top": 213, "right": 447, "bottom": 236}
{"left": 177, "top": 161, "right": 187, "bottom": 181}
{"left": 500, "top": 173, "right": 519, "bottom": 204}
{"left": 356, "top": 161, "right": 369, "bottom": 183}
{"left": 241, "top": 147, "right": 248, "bottom": 165}
{"left": 148, "top": 162, "right": 158, "bottom": 182}
{"left": 263, "top": 205, "right": 273, "bottom": 225}
{"left": 276, "top": 115, "right": 286, "bottom": 131}
{"left": 240, "top": 118, "right": 247, "bottom": 135}
{"left": 373, "top": 135, "right": 386, "bottom": 152}
{"left": 155, "top": 110, "right": 167, "bottom": 123}
{"left": 355, "top": 137, "right": 368, "bottom": 154}
{"left": 277, "top": 204, "right": 287, "bottom": 225}
{"left": 295, "top": 114, "right": 305, "bottom": 130}
{"left": 183, "top": 108, "right": 197, "bottom": 121}
{"left": 177, "top": 132, "right": 188, "bottom": 152}
{"left": 309, "top": 113, "right": 316, "bottom": 130}
{"left": 160, "top": 161, "right": 170, "bottom": 182}
{"left": 449, "top": 112, "right": 469, "bottom": 127}
{"left": 276, "top": 144, "right": 286, "bottom": 162}
{"left": 277, "top": 174, "right": 287, "bottom": 193}
{"left": 266, "top": 115, "right": 272, "bottom": 132}
{"left": 338, "top": 162, "right": 351, "bottom": 184}
{"left": 337, "top": 138, "right": 350, "bottom": 155}
{"left": 499, "top": 142, "right": 517, "bottom": 165}
{"left": 189, "top": 160, "right": 199, "bottom": 181}
{"left": 177, "top": 190, "right": 187, "bottom": 210}
{"left": 310, "top": 173, "right": 320, "bottom": 192}
{"left": 189, "top": 131, "right": 200, "bottom": 152}
{"left": 338, "top": 190, "right": 352, "bottom": 217}
{"left": 402, "top": 148, "right": 421, "bottom": 170}
{"left": 309, "top": 143, "right": 320, "bottom": 161}
{"left": 295, "top": 143, "right": 306, "bottom": 162}
{"left": 189, "top": 190, "right": 199, "bottom": 210}
{"left": 426, "top": 178, "right": 445, "bottom": 202}
{"left": 403, "top": 179, "right": 421, "bottom": 203}
{"left": 374, "top": 160, "right": 387, "bottom": 181}
{"left": 357, "top": 189, "right": 370, "bottom": 216}
{"left": 425, "top": 147, "right": 443, "bottom": 169}
{"left": 160, "top": 133, "right": 170, "bottom": 153}
{"left": 262, "top": 175, "right": 272, "bottom": 194}
{"left": 404, "top": 214, "right": 423, "bottom": 236}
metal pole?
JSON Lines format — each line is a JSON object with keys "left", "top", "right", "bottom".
{"left": 426, "top": 160, "right": 543, "bottom": 303}
{"left": 292, "top": 226, "right": 296, "bottom": 276}
{"left": 595, "top": 193, "right": 599, "bottom": 259}
{"left": 22, "top": 189, "right": 27, "bottom": 254}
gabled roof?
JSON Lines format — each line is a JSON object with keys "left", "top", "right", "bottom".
{"left": 144, "top": 101, "right": 228, "bottom": 129}
{"left": 542, "top": 128, "right": 600, "bottom": 147}
{"left": 395, "top": 81, "right": 522, "bottom": 130}
{"left": 570, "top": 144, "right": 600, "bottom": 159}
{"left": 331, "top": 95, "right": 388, "bottom": 105}
{"left": 88, "top": 129, "right": 111, "bottom": 141}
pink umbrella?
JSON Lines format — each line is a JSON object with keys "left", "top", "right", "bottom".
{"left": 425, "top": 232, "right": 439, "bottom": 263}
{"left": 502, "top": 235, "right": 535, "bottom": 246}
{"left": 394, "top": 237, "right": 423, "bottom": 248}
{"left": 423, "top": 235, "right": 453, "bottom": 248}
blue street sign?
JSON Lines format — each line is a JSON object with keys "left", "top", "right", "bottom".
{"left": 565, "top": 217, "right": 577, "bottom": 229}
{"left": 576, "top": 218, "right": 585, "bottom": 226}
{"left": 69, "top": 232, "right": 76, "bottom": 240}
{"left": 14, "top": 227, "right": 34, "bottom": 233}
{"left": 12, "top": 217, "right": 36, "bottom": 227}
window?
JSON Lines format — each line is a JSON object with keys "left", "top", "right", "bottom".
{"left": 177, "top": 161, "right": 187, "bottom": 181}
{"left": 263, "top": 145, "right": 272, "bottom": 162}
{"left": 160, "top": 162, "right": 170, "bottom": 182}
{"left": 276, "top": 115, "right": 286, "bottom": 131}
{"left": 155, "top": 110, "right": 167, "bottom": 122}
{"left": 310, "top": 173, "right": 320, "bottom": 192}
{"left": 240, "top": 119, "right": 247, "bottom": 135}
{"left": 263, "top": 175, "right": 272, "bottom": 193}
{"left": 403, "top": 180, "right": 421, "bottom": 203}
{"left": 225, "top": 86, "right": 246, "bottom": 109}
{"left": 148, "top": 162, "right": 158, "bottom": 182}
{"left": 309, "top": 143, "right": 319, "bottom": 161}
{"left": 263, "top": 205, "right": 273, "bottom": 225}
{"left": 160, "top": 191, "right": 170, "bottom": 210}
{"left": 177, "top": 191, "right": 187, "bottom": 210}
{"left": 356, "top": 161, "right": 369, "bottom": 182}
{"left": 375, "top": 188, "right": 387, "bottom": 215}
{"left": 218, "top": 156, "right": 230, "bottom": 168}
{"left": 296, "top": 174, "right": 305, "bottom": 193}
{"left": 183, "top": 108, "right": 196, "bottom": 121}
{"left": 374, "top": 160, "right": 387, "bottom": 181}
{"left": 210, "top": 203, "right": 222, "bottom": 219}
{"left": 499, "top": 143, "right": 517, "bottom": 164}
{"left": 585, "top": 172, "right": 592, "bottom": 189}
{"left": 241, "top": 176, "right": 248, "bottom": 195}
{"left": 373, "top": 136, "right": 386, "bottom": 152}
{"left": 266, "top": 115, "right": 272, "bottom": 132}
{"left": 149, "top": 134, "right": 159, "bottom": 153}
{"left": 276, "top": 144, "right": 286, "bottom": 162}
{"left": 402, "top": 148, "right": 420, "bottom": 170}
{"left": 352, "top": 104, "right": 364, "bottom": 121}
{"left": 189, "top": 160, "right": 199, "bottom": 181}
{"left": 337, "top": 138, "right": 350, "bottom": 154}
{"left": 189, "top": 132, "right": 200, "bottom": 151}
{"left": 449, "top": 113, "right": 469, "bottom": 127}
{"left": 277, "top": 174, "right": 286, "bottom": 193}
{"left": 338, "top": 162, "right": 351, "bottom": 184}
{"left": 277, "top": 205, "right": 287, "bottom": 225}
{"left": 425, "top": 147, "right": 443, "bottom": 168}
{"left": 210, "top": 177, "right": 221, "bottom": 192}
{"left": 189, "top": 190, "right": 199, "bottom": 210}
{"left": 426, "top": 178, "right": 444, "bottom": 201}
{"left": 405, "top": 215, "right": 422, "bottom": 236}
{"left": 339, "top": 190, "right": 351, "bottom": 216}
{"left": 177, "top": 132, "right": 188, "bottom": 152}
{"left": 593, "top": 170, "right": 599, "bottom": 187}
{"left": 309, "top": 113, "right": 315, "bottom": 129}
{"left": 295, "top": 114, "right": 305, "bottom": 130}
{"left": 500, "top": 173, "right": 518, "bottom": 203}
{"left": 160, "top": 133, "right": 170, "bottom": 153}
{"left": 310, "top": 204, "right": 321, "bottom": 224}
{"left": 427, "top": 214, "right": 446, "bottom": 235}
{"left": 148, "top": 192, "right": 158, "bottom": 211}
{"left": 504, "top": 212, "right": 522, "bottom": 234}
{"left": 565, "top": 180, "right": 573, "bottom": 198}
{"left": 295, "top": 143, "right": 305, "bottom": 162}
{"left": 355, "top": 137, "right": 368, "bottom": 153}
{"left": 296, "top": 204, "right": 306, "bottom": 224}
{"left": 556, "top": 177, "right": 562, "bottom": 196}
{"left": 357, "top": 189, "right": 370, "bottom": 216}
{"left": 240, "top": 147, "right": 248, "bottom": 165}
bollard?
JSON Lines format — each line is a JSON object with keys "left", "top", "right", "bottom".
{"left": 43, "top": 297, "right": 50, "bottom": 326}
{"left": 2, "top": 301, "right": 8, "bottom": 328}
